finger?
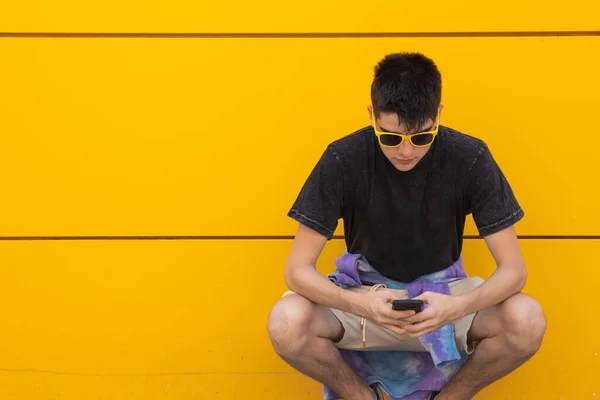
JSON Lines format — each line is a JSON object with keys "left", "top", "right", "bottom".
{"left": 406, "top": 324, "right": 442, "bottom": 338}
{"left": 403, "top": 308, "right": 434, "bottom": 323}
{"left": 414, "top": 291, "right": 433, "bottom": 302}
{"left": 397, "top": 319, "right": 413, "bottom": 328}
{"left": 390, "top": 309, "right": 417, "bottom": 319}
{"left": 375, "top": 315, "right": 408, "bottom": 326}
{"left": 406, "top": 328, "right": 434, "bottom": 338}
{"left": 382, "top": 324, "right": 407, "bottom": 336}
{"left": 378, "top": 318, "right": 413, "bottom": 328}
{"left": 403, "top": 320, "right": 437, "bottom": 334}
{"left": 381, "top": 308, "right": 416, "bottom": 320}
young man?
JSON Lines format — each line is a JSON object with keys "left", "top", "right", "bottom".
{"left": 267, "top": 52, "right": 546, "bottom": 400}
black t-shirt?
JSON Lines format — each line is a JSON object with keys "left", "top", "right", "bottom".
{"left": 288, "top": 125, "right": 524, "bottom": 282}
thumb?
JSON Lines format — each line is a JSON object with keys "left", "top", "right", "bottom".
{"left": 414, "top": 291, "right": 433, "bottom": 303}
{"left": 380, "top": 291, "right": 397, "bottom": 301}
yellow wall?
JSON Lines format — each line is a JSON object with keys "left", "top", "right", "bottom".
{"left": 0, "top": 2, "right": 599, "bottom": 399}
{"left": 1, "top": 0, "right": 599, "bottom": 32}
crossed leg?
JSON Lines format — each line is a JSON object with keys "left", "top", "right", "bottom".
{"left": 436, "top": 293, "right": 546, "bottom": 399}
{"left": 267, "top": 292, "right": 546, "bottom": 400}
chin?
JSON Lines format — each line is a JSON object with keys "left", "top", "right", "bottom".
{"left": 394, "top": 162, "right": 417, "bottom": 171}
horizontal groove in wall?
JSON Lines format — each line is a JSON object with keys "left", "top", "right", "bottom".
{"left": 0, "top": 235, "right": 598, "bottom": 241}
{"left": 0, "top": 31, "right": 599, "bottom": 39}
{"left": 0, "top": 368, "right": 293, "bottom": 377}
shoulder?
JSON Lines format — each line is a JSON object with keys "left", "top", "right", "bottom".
{"left": 325, "top": 126, "right": 374, "bottom": 167}
{"left": 438, "top": 126, "right": 490, "bottom": 172}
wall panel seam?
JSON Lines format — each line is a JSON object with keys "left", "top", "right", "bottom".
{"left": 1, "top": 31, "right": 600, "bottom": 39}
{"left": 0, "top": 236, "right": 598, "bottom": 241}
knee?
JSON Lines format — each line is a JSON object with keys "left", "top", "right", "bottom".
{"left": 500, "top": 293, "right": 547, "bottom": 359}
{"left": 267, "top": 295, "right": 317, "bottom": 357}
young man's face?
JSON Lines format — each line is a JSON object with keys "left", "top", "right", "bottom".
{"left": 369, "top": 106, "right": 440, "bottom": 172}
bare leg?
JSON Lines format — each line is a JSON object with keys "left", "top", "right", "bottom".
{"left": 267, "top": 294, "right": 375, "bottom": 400}
{"left": 437, "top": 293, "right": 547, "bottom": 400}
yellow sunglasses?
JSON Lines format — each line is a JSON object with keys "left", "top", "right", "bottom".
{"left": 371, "top": 108, "right": 441, "bottom": 148}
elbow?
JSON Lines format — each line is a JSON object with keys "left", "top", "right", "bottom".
{"left": 515, "top": 262, "right": 528, "bottom": 292}
{"left": 284, "top": 262, "right": 299, "bottom": 291}
{"left": 284, "top": 260, "right": 313, "bottom": 293}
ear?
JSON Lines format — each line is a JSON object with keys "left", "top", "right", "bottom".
{"left": 436, "top": 104, "right": 444, "bottom": 125}
{"left": 367, "top": 105, "right": 374, "bottom": 126}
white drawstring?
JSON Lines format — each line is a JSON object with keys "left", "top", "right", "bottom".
{"left": 360, "top": 283, "right": 388, "bottom": 348}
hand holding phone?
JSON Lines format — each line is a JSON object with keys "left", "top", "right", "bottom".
{"left": 356, "top": 290, "right": 417, "bottom": 336}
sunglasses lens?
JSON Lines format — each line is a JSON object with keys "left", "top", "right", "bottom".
{"left": 380, "top": 134, "right": 403, "bottom": 147}
{"left": 410, "top": 134, "right": 435, "bottom": 146}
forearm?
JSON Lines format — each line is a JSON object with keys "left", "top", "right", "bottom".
{"left": 285, "top": 263, "right": 363, "bottom": 314}
{"left": 457, "top": 264, "right": 527, "bottom": 317}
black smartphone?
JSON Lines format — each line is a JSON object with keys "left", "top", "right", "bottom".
{"left": 392, "top": 299, "right": 424, "bottom": 313}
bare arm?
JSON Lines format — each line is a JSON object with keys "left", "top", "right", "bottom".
{"left": 456, "top": 225, "right": 527, "bottom": 317}
{"left": 403, "top": 225, "right": 527, "bottom": 337}
{"left": 284, "top": 224, "right": 363, "bottom": 314}
{"left": 284, "top": 223, "right": 416, "bottom": 333}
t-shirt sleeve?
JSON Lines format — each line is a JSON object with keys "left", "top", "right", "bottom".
{"left": 467, "top": 144, "right": 524, "bottom": 236}
{"left": 287, "top": 146, "right": 344, "bottom": 239}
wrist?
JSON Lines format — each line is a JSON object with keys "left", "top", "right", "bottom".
{"left": 454, "top": 292, "right": 475, "bottom": 319}
{"left": 340, "top": 289, "right": 366, "bottom": 316}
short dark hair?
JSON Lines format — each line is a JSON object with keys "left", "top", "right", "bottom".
{"left": 371, "top": 52, "right": 442, "bottom": 132}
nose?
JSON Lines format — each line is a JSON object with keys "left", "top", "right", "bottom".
{"left": 398, "top": 138, "right": 414, "bottom": 158}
